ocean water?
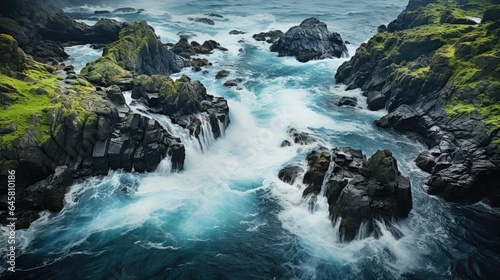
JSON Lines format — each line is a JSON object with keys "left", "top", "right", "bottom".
{"left": 2, "top": 0, "right": 500, "bottom": 279}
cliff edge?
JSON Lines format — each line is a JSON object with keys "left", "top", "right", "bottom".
{"left": 336, "top": 0, "right": 500, "bottom": 206}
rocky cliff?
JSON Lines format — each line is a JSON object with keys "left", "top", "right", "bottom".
{"left": 0, "top": 34, "right": 185, "bottom": 227}
{"left": 335, "top": 0, "right": 500, "bottom": 206}
{"left": 82, "top": 21, "right": 230, "bottom": 140}
{"left": 1, "top": 4, "right": 231, "bottom": 228}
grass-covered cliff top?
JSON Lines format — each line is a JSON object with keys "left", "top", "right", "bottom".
{"left": 357, "top": 0, "right": 500, "bottom": 132}
{"left": 0, "top": 34, "right": 106, "bottom": 148}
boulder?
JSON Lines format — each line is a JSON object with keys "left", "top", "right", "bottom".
{"left": 252, "top": 30, "right": 284, "bottom": 43}
{"left": 230, "top": 30, "right": 246, "bottom": 35}
{"left": 278, "top": 165, "right": 304, "bottom": 184}
{"left": 336, "top": 96, "right": 358, "bottom": 107}
{"left": 113, "top": 8, "right": 136, "bottom": 13}
{"left": 189, "top": 17, "right": 215, "bottom": 25}
{"left": 284, "top": 127, "right": 316, "bottom": 145}
{"left": 171, "top": 38, "right": 227, "bottom": 58}
{"left": 206, "top": 13, "right": 224, "bottom": 18}
{"left": 223, "top": 78, "right": 243, "bottom": 87}
{"left": 216, "top": 70, "right": 230, "bottom": 79}
{"left": 269, "top": 18, "right": 348, "bottom": 62}
{"left": 94, "top": 10, "right": 110, "bottom": 14}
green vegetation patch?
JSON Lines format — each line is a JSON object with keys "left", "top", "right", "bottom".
{"left": 0, "top": 72, "right": 59, "bottom": 144}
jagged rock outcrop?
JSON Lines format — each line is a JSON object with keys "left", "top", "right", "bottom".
{"left": 0, "top": 0, "right": 127, "bottom": 62}
{"left": 0, "top": 35, "right": 185, "bottom": 228}
{"left": 131, "top": 74, "right": 230, "bottom": 139}
{"left": 280, "top": 127, "right": 316, "bottom": 147}
{"left": 336, "top": 96, "right": 358, "bottom": 107}
{"left": 171, "top": 38, "right": 228, "bottom": 58}
{"left": 81, "top": 22, "right": 190, "bottom": 87}
{"left": 270, "top": 18, "right": 348, "bottom": 62}
{"left": 252, "top": 30, "right": 284, "bottom": 43}
{"left": 279, "top": 147, "right": 412, "bottom": 241}
{"left": 335, "top": 0, "right": 500, "bottom": 206}
{"left": 80, "top": 20, "right": 230, "bottom": 141}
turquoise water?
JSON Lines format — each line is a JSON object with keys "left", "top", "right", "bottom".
{"left": 2, "top": 1, "right": 500, "bottom": 279}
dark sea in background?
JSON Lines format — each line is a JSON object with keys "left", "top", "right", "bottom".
{"left": 2, "top": 0, "right": 500, "bottom": 279}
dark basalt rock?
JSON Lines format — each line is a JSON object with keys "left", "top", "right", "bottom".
{"left": 94, "top": 10, "right": 111, "bottom": 15}
{"left": 19, "top": 166, "right": 73, "bottom": 213}
{"left": 131, "top": 74, "right": 231, "bottom": 139}
{"left": 106, "top": 85, "right": 126, "bottom": 105}
{"left": 292, "top": 147, "right": 412, "bottom": 241}
{"left": 278, "top": 165, "right": 304, "bottom": 184}
{"left": 336, "top": 96, "right": 358, "bottom": 107}
{"left": 230, "top": 30, "right": 246, "bottom": 35}
{"left": 269, "top": 17, "right": 348, "bottom": 62}
{"left": 252, "top": 30, "right": 284, "bottom": 43}
{"left": 113, "top": 8, "right": 136, "bottom": 13}
{"left": 482, "top": 7, "right": 500, "bottom": 23}
{"left": 282, "top": 128, "right": 317, "bottom": 146}
{"left": 377, "top": 25, "right": 387, "bottom": 33}
{"left": 171, "top": 38, "right": 228, "bottom": 58}
{"left": 206, "top": 13, "right": 224, "bottom": 18}
{"left": 0, "top": 0, "right": 129, "bottom": 63}
{"left": 189, "top": 17, "right": 215, "bottom": 26}
{"left": 216, "top": 70, "right": 230, "bottom": 79}
{"left": 367, "top": 91, "right": 388, "bottom": 111}
{"left": 223, "top": 78, "right": 243, "bottom": 87}
{"left": 335, "top": 0, "right": 500, "bottom": 206}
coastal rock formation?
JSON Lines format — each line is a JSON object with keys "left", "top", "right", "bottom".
{"left": 171, "top": 37, "right": 228, "bottom": 58}
{"left": 131, "top": 74, "right": 230, "bottom": 139}
{"left": 81, "top": 21, "right": 190, "bottom": 87}
{"left": 0, "top": 35, "right": 186, "bottom": 228}
{"left": 252, "top": 30, "right": 284, "bottom": 43}
{"left": 80, "top": 21, "right": 230, "bottom": 141}
{"left": 280, "top": 128, "right": 316, "bottom": 147}
{"left": 279, "top": 147, "right": 412, "bottom": 241}
{"left": 270, "top": 18, "right": 348, "bottom": 62}
{"left": 0, "top": 0, "right": 127, "bottom": 62}
{"left": 335, "top": 0, "right": 500, "bottom": 206}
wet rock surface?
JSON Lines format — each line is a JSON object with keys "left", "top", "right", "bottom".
{"left": 269, "top": 18, "right": 348, "bottom": 62}
{"left": 279, "top": 147, "right": 412, "bottom": 241}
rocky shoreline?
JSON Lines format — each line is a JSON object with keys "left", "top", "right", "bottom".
{"left": 0, "top": 0, "right": 230, "bottom": 228}
{"left": 336, "top": 0, "right": 500, "bottom": 207}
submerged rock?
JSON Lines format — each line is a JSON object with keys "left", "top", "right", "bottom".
{"left": 281, "top": 127, "right": 316, "bottom": 146}
{"left": 189, "top": 17, "right": 215, "bottom": 25}
{"left": 336, "top": 96, "right": 358, "bottom": 107}
{"left": 171, "top": 38, "right": 228, "bottom": 58}
{"left": 270, "top": 18, "right": 348, "bottom": 62}
{"left": 252, "top": 30, "right": 284, "bottom": 43}
{"left": 216, "top": 70, "right": 230, "bottom": 79}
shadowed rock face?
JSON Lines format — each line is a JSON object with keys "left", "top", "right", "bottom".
{"left": 279, "top": 147, "right": 412, "bottom": 241}
{"left": 335, "top": 0, "right": 500, "bottom": 206}
{"left": 270, "top": 17, "right": 348, "bottom": 62}
{"left": 0, "top": 0, "right": 128, "bottom": 63}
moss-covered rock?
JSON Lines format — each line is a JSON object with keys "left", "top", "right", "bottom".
{"left": 335, "top": 0, "right": 500, "bottom": 206}
{"left": 0, "top": 36, "right": 186, "bottom": 228}
{"left": 81, "top": 21, "right": 189, "bottom": 86}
